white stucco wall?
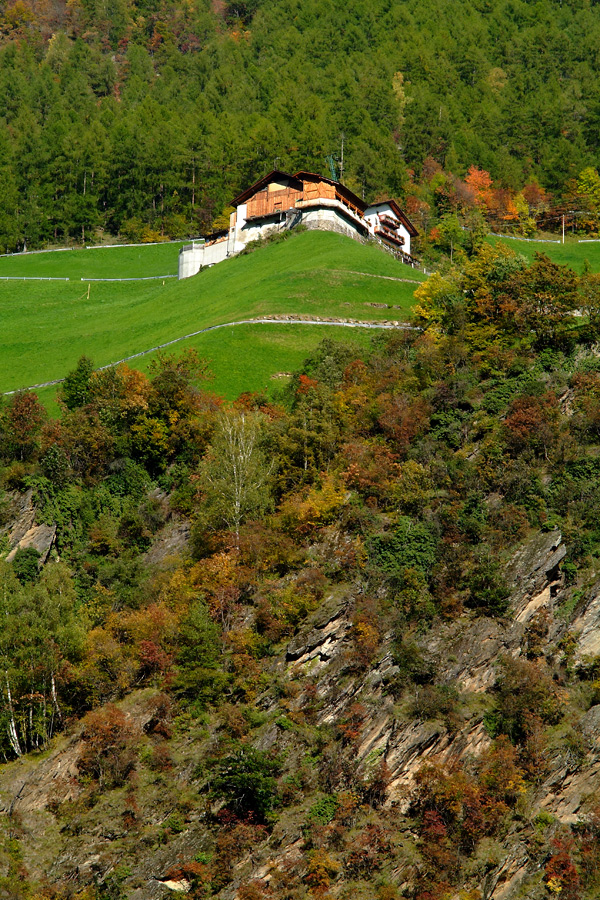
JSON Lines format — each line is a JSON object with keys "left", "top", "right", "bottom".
{"left": 398, "top": 223, "right": 411, "bottom": 257}
{"left": 233, "top": 217, "right": 283, "bottom": 253}
{"left": 364, "top": 203, "right": 412, "bottom": 256}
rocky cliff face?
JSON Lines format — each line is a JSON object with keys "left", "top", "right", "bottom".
{"left": 1, "top": 524, "right": 599, "bottom": 900}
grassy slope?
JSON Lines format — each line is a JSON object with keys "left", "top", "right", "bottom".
{"left": 1, "top": 231, "right": 423, "bottom": 397}
{"left": 36, "top": 324, "right": 378, "bottom": 414}
{"left": 136, "top": 322, "right": 377, "bottom": 396}
{"left": 488, "top": 235, "right": 600, "bottom": 271}
{"left": 0, "top": 242, "right": 185, "bottom": 279}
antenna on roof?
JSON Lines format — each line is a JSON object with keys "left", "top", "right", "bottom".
{"left": 325, "top": 135, "right": 345, "bottom": 183}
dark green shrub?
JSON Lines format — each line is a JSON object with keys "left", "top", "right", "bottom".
{"left": 105, "top": 458, "right": 151, "bottom": 499}
{"left": 40, "top": 443, "right": 70, "bottom": 487}
{"left": 175, "top": 600, "right": 228, "bottom": 703}
{"left": 117, "top": 511, "right": 151, "bottom": 550}
{"left": 308, "top": 794, "right": 338, "bottom": 825}
{"left": 60, "top": 355, "right": 95, "bottom": 410}
{"left": 391, "top": 636, "right": 435, "bottom": 687}
{"left": 465, "top": 550, "right": 509, "bottom": 615}
{"left": 368, "top": 517, "right": 437, "bottom": 585}
{"left": 212, "top": 746, "right": 280, "bottom": 822}
{"left": 561, "top": 561, "right": 578, "bottom": 585}
{"left": 12, "top": 547, "right": 41, "bottom": 583}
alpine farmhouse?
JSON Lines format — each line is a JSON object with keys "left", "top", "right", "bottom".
{"left": 178, "top": 170, "right": 418, "bottom": 279}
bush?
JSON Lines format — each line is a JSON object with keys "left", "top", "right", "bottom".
{"left": 78, "top": 704, "right": 140, "bottom": 789}
{"left": 175, "top": 600, "right": 227, "bottom": 703}
{"left": 308, "top": 794, "right": 338, "bottom": 825}
{"left": 60, "top": 355, "right": 95, "bottom": 411}
{"left": 12, "top": 547, "right": 41, "bottom": 583}
{"left": 411, "top": 685, "right": 461, "bottom": 732}
{"left": 487, "top": 656, "right": 563, "bottom": 745}
{"left": 465, "top": 549, "right": 509, "bottom": 615}
{"left": 368, "top": 517, "right": 437, "bottom": 585}
{"left": 391, "top": 636, "right": 435, "bottom": 687}
{"left": 212, "top": 746, "right": 280, "bottom": 822}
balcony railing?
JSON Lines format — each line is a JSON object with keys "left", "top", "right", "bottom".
{"left": 374, "top": 226, "right": 405, "bottom": 247}
{"left": 378, "top": 214, "right": 399, "bottom": 230}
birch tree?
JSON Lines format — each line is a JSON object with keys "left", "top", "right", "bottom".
{"left": 197, "top": 410, "right": 274, "bottom": 545}
{"left": 0, "top": 562, "right": 85, "bottom": 758}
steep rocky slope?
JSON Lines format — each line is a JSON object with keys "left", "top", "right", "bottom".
{"left": 1, "top": 521, "right": 599, "bottom": 900}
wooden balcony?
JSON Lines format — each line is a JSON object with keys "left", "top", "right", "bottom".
{"left": 374, "top": 226, "right": 405, "bottom": 247}
{"left": 378, "top": 213, "right": 399, "bottom": 230}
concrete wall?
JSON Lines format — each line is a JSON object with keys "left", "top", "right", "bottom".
{"left": 178, "top": 235, "right": 232, "bottom": 278}
{"left": 301, "top": 206, "right": 365, "bottom": 242}
{"left": 178, "top": 242, "right": 205, "bottom": 279}
{"left": 233, "top": 217, "right": 283, "bottom": 253}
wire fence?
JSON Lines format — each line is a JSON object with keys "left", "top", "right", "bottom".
{"left": 0, "top": 239, "right": 193, "bottom": 258}
{"left": 80, "top": 275, "right": 177, "bottom": 282}
{"left": 1, "top": 317, "right": 415, "bottom": 396}
{"left": 0, "top": 247, "right": 75, "bottom": 258}
{"left": 0, "top": 276, "right": 70, "bottom": 282}
{"left": 84, "top": 239, "right": 190, "bottom": 249}
{"left": 488, "top": 233, "right": 561, "bottom": 243}
{"left": 0, "top": 274, "right": 177, "bottom": 283}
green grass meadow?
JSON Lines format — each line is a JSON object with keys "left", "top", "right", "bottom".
{"left": 34, "top": 324, "right": 379, "bottom": 414}
{"left": 488, "top": 234, "right": 600, "bottom": 271}
{"left": 0, "top": 242, "right": 185, "bottom": 279}
{"left": 139, "top": 323, "right": 377, "bottom": 397}
{"left": 1, "top": 231, "right": 422, "bottom": 403}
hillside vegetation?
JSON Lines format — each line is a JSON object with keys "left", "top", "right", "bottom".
{"left": 0, "top": 231, "right": 421, "bottom": 395}
{"left": 2, "top": 242, "right": 600, "bottom": 898}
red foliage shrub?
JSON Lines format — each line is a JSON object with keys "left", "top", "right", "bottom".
{"left": 143, "top": 692, "right": 174, "bottom": 739}
{"left": 349, "top": 598, "right": 382, "bottom": 672}
{"left": 149, "top": 742, "right": 174, "bottom": 771}
{"left": 78, "top": 703, "right": 140, "bottom": 788}
{"left": 345, "top": 823, "right": 391, "bottom": 875}
{"left": 237, "top": 881, "right": 272, "bottom": 900}
{"left": 5, "top": 391, "right": 45, "bottom": 460}
{"left": 122, "top": 791, "right": 140, "bottom": 830}
{"left": 504, "top": 392, "right": 559, "bottom": 457}
{"left": 338, "top": 702, "right": 368, "bottom": 746}
{"left": 139, "top": 640, "right": 173, "bottom": 678}
{"left": 545, "top": 837, "right": 581, "bottom": 900}
{"left": 297, "top": 374, "right": 319, "bottom": 395}
{"left": 376, "top": 395, "right": 430, "bottom": 455}
{"left": 164, "top": 860, "right": 212, "bottom": 891}
{"left": 212, "top": 820, "right": 269, "bottom": 890}
{"left": 341, "top": 439, "right": 399, "bottom": 505}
